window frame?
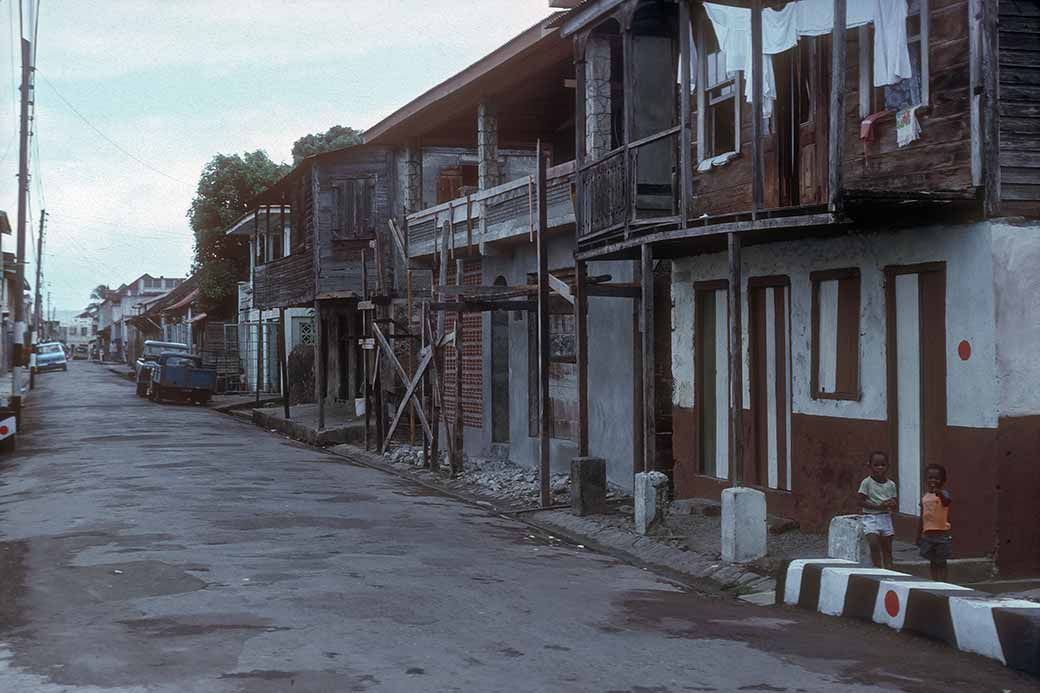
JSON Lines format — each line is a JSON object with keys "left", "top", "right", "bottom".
{"left": 331, "top": 177, "right": 377, "bottom": 241}
{"left": 860, "top": 0, "right": 930, "bottom": 118}
{"left": 694, "top": 11, "right": 741, "bottom": 164}
{"left": 810, "top": 267, "right": 862, "bottom": 401}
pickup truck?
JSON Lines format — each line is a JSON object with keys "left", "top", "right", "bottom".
{"left": 147, "top": 353, "right": 217, "bottom": 405}
{"left": 135, "top": 340, "right": 190, "bottom": 397}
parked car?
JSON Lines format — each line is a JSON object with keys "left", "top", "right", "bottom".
{"left": 135, "top": 340, "right": 190, "bottom": 397}
{"left": 147, "top": 353, "right": 216, "bottom": 405}
{"left": 31, "top": 342, "right": 67, "bottom": 374}
{"left": 73, "top": 344, "right": 89, "bottom": 360}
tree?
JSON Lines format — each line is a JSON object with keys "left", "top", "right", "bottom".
{"left": 291, "top": 125, "right": 362, "bottom": 164}
{"left": 84, "top": 284, "right": 114, "bottom": 313}
{"left": 188, "top": 151, "right": 290, "bottom": 316}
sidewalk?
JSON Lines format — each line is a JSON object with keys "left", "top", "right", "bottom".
{"left": 253, "top": 402, "right": 365, "bottom": 447}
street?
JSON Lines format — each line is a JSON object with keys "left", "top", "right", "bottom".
{"left": 0, "top": 362, "right": 1029, "bottom": 693}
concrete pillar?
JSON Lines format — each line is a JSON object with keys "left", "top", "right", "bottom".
{"left": 634, "top": 471, "right": 669, "bottom": 535}
{"left": 585, "top": 35, "right": 613, "bottom": 161}
{"left": 403, "top": 140, "right": 423, "bottom": 214}
{"left": 570, "top": 456, "right": 607, "bottom": 516}
{"left": 477, "top": 100, "right": 500, "bottom": 190}
{"left": 828, "top": 515, "right": 871, "bottom": 564}
{"left": 721, "top": 487, "right": 767, "bottom": 563}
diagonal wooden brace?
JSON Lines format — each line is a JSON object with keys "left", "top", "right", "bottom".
{"left": 372, "top": 323, "right": 434, "bottom": 443}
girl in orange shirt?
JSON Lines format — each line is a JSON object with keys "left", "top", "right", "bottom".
{"left": 917, "top": 463, "right": 953, "bottom": 581}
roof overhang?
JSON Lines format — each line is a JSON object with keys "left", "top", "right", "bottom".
{"left": 364, "top": 12, "right": 571, "bottom": 146}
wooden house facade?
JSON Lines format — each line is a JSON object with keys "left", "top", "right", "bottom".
{"left": 556, "top": 0, "right": 1040, "bottom": 573}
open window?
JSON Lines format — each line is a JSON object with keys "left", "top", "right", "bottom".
{"left": 810, "top": 268, "right": 861, "bottom": 400}
{"left": 861, "top": 0, "right": 930, "bottom": 115}
{"left": 694, "top": 10, "right": 741, "bottom": 165}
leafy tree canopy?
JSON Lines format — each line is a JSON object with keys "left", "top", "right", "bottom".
{"left": 187, "top": 151, "right": 290, "bottom": 316}
{"left": 291, "top": 125, "right": 362, "bottom": 164}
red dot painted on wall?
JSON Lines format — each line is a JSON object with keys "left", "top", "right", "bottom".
{"left": 958, "top": 340, "right": 972, "bottom": 361}
{"left": 884, "top": 590, "right": 901, "bottom": 618}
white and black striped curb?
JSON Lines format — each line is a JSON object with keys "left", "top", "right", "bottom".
{"left": 781, "top": 558, "right": 1040, "bottom": 677}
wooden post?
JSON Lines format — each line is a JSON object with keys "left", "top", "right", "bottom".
{"left": 828, "top": 0, "right": 847, "bottom": 213}
{"left": 407, "top": 269, "right": 415, "bottom": 445}
{"left": 695, "top": 13, "right": 707, "bottom": 165}
{"left": 536, "top": 142, "right": 551, "bottom": 507}
{"left": 362, "top": 248, "right": 370, "bottom": 450}
{"left": 751, "top": 0, "right": 764, "bottom": 218}
{"left": 575, "top": 259, "right": 589, "bottom": 457}
{"left": 279, "top": 307, "right": 290, "bottom": 419}
{"left": 727, "top": 232, "right": 743, "bottom": 486}
{"left": 255, "top": 316, "right": 263, "bottom": 406}
{"left": 421, "top": 300, "right": 430, "bottom": 468}
{"left": 453, "top": 258, "right": 465, "bottom": 475}
{"left": 314, "top": 300, "right": 325, "bottom": 430}
{"left": 679, "top": 0, "right": 693, "bottom": 224}
{"left": 641, "top": 243, "right": 656, "bottom": 473}
{"left": 980, "top": 0, "right": 1000, "bottom": 217}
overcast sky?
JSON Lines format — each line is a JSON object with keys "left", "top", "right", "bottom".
{"left": 0, "top": 0, "right": 551, "bottom": 314}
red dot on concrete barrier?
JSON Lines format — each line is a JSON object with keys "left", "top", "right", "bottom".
{"left": 884, "top": 590, "right": 900, "bottom": 618}
{"left": 958, "top": 340, "right": 971, "bottom": 361}
{"left": 0, "top": 426, "right": 7, "bottom": 435}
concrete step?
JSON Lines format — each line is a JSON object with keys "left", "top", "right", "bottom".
{"left": 893, "top": 557, "right": 996, "bottom": 584}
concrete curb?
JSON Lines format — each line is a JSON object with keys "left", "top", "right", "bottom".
{"left": 252, "top": 409, "right": 363, "bottom": 447}
{"left": 783, "top": 558, "right": 1040, "bottom": 677}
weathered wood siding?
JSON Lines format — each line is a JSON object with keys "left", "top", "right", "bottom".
{"left": 999, "top": 0, "right": 1040, "bottom": 217}
{"left": 253, "top": 252, "right": 314, "bottom": 309}
{"left": 844, "top": 0, "right": 974, "bottom": 197}
{"left": 314, "top": 147, "right": 390, "bottom": 296}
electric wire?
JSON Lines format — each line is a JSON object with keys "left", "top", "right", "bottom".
{"left": 38, "top": 73, "right": 192, "bottom": 187}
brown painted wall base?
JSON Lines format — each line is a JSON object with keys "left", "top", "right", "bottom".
{"left": 671, "top": 409, "right": 1035, "bottom": 570}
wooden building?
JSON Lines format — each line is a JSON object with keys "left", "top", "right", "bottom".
{"left": 248, "top": 145, "right": 387, "bottom": 425}
{"left": 554, "top": 0, "right": 1040, "bottom": 573}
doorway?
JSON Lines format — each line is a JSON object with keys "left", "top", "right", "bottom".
{"left": 886, "top": 264, "right": 946, "bottom": 516}
{"left": 695, "top": 281, "right": 730, "bottom": 479}
{"left": 748, "top": 277, "right": 792, "bottom": 490}
{"left": 491, "top": 276, "right": 510, "bottom": 443}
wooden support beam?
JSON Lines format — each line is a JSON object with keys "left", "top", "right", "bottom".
{"left": 980, "top": 0, "right": 1000, "bottom": 217}
{"left": 828, "top": 0, "right": 847, "bottom": 213}
{"left": 727, "top": 232, "right": 743, "bottom": 485}
{"left": 381, "top": 346, "right": 436, "bottom": 454}
{"left": 255, "top": 317, "right": 263, "bottom": 407}
{"left": 585, "top": 283, "right": 641, "bottom": 298}
{"left": 387, "top": 218, "right": 407, "bottom": 264}
{"left": 362, "top": 248, "right": 370, "bottom": 449}
{"left": 372, "top": 322, "right": 434, "bottom": 442}
{"left": 751, "top": 0, "right": 764, "bottom": 218}
{"left": 641, "top": 243, "right": 656, "bottom": 473}
{"left": 548, "top": 272, "right": 575, "bottom": 305}
{"left": 576, "top": 259, "right": 589, "bottom": 457}
{"left": 314, "top": 300, "right": 326, "bottom": 431}
{"left": 453, "top": 257, "right": 465, "bottom": 475}
{"left": 278, "top": 307, "right": 289, "bottom": 419}
{"left": 536, "top": 143, "right": 551, "bottom": 507}
{"left": 679, "top": 0, "right": 693, "bottom": 224}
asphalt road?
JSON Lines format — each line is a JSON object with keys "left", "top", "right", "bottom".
{"left": 0, "top": 362, "right": 1031, "bottom": 692}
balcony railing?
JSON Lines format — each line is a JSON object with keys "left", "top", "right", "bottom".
{"left": 406, "top": 162, "right": 575, "bottom": 259}
{"left": 578, "top": 147, "right": 627, "bottom": 240}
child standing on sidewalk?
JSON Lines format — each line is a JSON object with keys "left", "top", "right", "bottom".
{"left": 857, "top": 451, "right": 898, "bottom": 569}
{"left": 918, "top": 463, "right": 953, "bottom": 581}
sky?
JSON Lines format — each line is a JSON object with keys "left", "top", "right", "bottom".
{"left": 0, "top": 0, "right": 553, "bottom": 314}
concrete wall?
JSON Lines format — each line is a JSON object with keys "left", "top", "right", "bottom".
{"left": 671, "top": 222, "right": 998, "bottom": 428}
{"left": 470, "top": 234, "right": 637, "bottom": 491}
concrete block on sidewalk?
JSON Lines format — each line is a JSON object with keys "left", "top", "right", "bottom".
{"left": 721, "top": 487, "right": 767, "bottom": 563}
{"left": 570, "top": 457, "right": 606, "bottom": 516}
{"left": 828, "top": 514, "right": 870, "bottom": 564}
{"left": 634, "top": 471, "right": 669, "bottom": 535}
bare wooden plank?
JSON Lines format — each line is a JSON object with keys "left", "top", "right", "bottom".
{"left": 536, "top": 144, "right": 551, "bottom": 507}
{"left": 372, "top": 322, "right": 434, "bottom": 442}
{"left": 548, "top": 273, "right": 575, "bottom": 305}
{"left": 387, "top": 218, "right": 407, "bottom": 264}
{"left": 380, "top": 347, "right": 435, "bottom": 455}
{"left": 728, "top": 232, "right": 743, "bottom": 485}
{"left": 641, "top": 243, "right": 656, "bottom": 473}
{"left": 982, "top": 0, "right": 1001, "bottom": 215}
{"left": 829, "top": 0, "right": 847, "bottom": 213}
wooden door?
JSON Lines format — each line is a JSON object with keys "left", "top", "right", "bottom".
{"left": 749, "top": 278, "right": 792, "bottom": 490}
{"left": 886, "top": 264, "right": 947, "bottom": 516}
{"left": 797, "top": 37, "right": 828, "bottom": 205}
{"left": 695, "top": 282, "right": 730, "bottom": 479}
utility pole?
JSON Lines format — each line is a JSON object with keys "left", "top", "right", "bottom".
{"left": 29, "top": 210, "right": 44, "bottom": 390}
{"left": 13, "top": 37, "right": 34, "bottom": 401}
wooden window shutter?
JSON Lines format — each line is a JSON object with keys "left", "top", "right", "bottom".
{"left": 811, "top": 268, "right": 861, "bottom": 400}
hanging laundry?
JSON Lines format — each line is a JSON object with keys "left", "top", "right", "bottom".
{"left": 896, "top": 105, "right": 922, "bottom": 147}
{"left": 702, "top": 1, "right": 913, "bottom": 122}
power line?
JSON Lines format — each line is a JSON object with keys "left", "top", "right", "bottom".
{"left": 37, "top": 73, "right": 193, "bottom": 187}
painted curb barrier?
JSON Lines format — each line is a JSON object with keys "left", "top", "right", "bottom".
{"left": 783, "top": 558, "right": 1040, "bottom": 677}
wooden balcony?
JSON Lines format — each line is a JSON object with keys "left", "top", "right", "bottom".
{"left": 406, "top": 162, "right": 576, "bottom": 260}
{"left": 253, "top": 253, "right": 314, "bottom": 310}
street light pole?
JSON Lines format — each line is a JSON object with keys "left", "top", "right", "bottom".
{"left": 13, "top": 37, "right": 34, "bottom": 401}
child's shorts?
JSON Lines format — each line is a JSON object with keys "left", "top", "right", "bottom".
{"left": 861, "top": 512, "right": 894, "bottom": 537}
{"left": 918, "top": 533, "right": 953, "bottom": 561}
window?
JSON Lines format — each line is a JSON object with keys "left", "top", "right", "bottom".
{"left": 527, "top": 270, "right": 577, "bottom": 442}
{"left": 811, "top": 268, "right": 861, "bottom": 400}
{"left": 706, "top": 49, "right": 738, "bottom": 157}
{"left": 332, "top": 178, "right": 376, "bottom": 240}
{"left": 863, "top": 0, "right": 929, "bottom": 115}
{"left": 269, "top": 233, "right": 284, "bottom": 261}
{"left": 80, "top": 327, "right": 88, "bottom": 336}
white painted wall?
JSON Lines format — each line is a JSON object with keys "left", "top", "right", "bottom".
{"left": 992, "top": 220, "right": 1040, "bottom": 418}
{"left": 671, "top": 222, "right": 999, "bottom": 429}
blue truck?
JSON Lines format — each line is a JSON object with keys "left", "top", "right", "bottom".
{"left": 147, "top": 353, "right": 217, "bottom": 405}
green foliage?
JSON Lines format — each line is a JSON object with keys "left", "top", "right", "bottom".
{"left": 291, "top": 125, "right": 362, "bottom": 164}
{"left": 187, "top": 151, "right": 290, "bottom": 317}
